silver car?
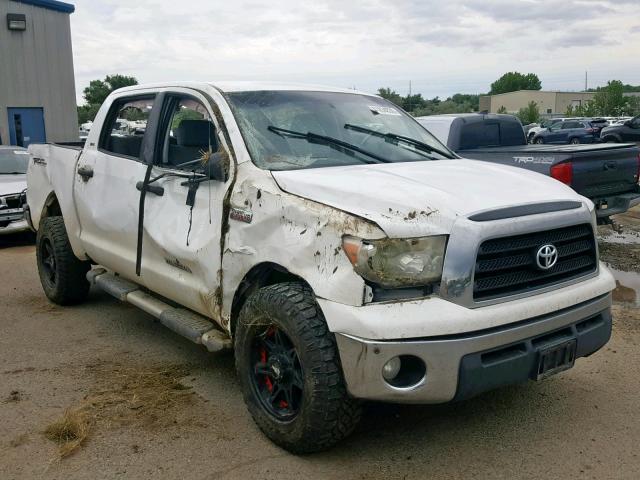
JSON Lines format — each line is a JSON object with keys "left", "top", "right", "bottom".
{"left": 0, "top": 146, "right": 30, "bottom": 234}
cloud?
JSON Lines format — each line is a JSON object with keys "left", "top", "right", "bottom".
{"left": 70, "top": 0, "right": 640, "bottom": 102}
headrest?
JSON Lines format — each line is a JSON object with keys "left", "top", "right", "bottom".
{"left": 176, "top": 120, "right": 216, "bottom": 148}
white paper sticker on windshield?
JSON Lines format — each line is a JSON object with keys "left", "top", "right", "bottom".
{"left": 369, "top": 105, "right": 401, "bottom": 116}
{"left": 14, "top": 150, "right": 29, "bottom": 154}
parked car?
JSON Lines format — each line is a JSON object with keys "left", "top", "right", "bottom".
{"left": 0, "top": 146, "right": 30, "bottom": 234}
{"left": 586, "top": 118, "right": 609, "bottom": 137}
{"left": 416, "top": 113, "right": 640, "bottom": 220}
{"left": 532, "top": 119, "right": 598, "bottom": 145}
{"left": 600, "top": 115, "right": 640, "bottom": 143}
{"left": 526, "top": 117, "right": 577, "bottom": 142}
{"left": 27, "top": 82, "right": 615, "bottom": 453}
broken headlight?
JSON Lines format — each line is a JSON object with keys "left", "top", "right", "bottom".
{"left": 342, "top": 235, "right": 447, "bottom": 288}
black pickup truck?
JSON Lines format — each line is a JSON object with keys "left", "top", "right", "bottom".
{"left": 417, "top": 113, "right": 640, "bottom": 221}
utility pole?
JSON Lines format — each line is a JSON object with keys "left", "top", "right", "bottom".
{"left": 408, "top": 80, "right": 412, "bottom": 112}
{"left": 585, "top": 71, "right": 588, "bottom": 91}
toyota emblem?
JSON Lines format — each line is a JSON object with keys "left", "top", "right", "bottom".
{"left": 536, "top": 244, "right": 558, "bottom": 270}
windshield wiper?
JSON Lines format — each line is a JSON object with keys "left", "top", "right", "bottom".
{"left": 267, "top": 126, "right": 390, "bottom": 164}
{"left": 344, "top": 124, "right": 454, "bottom": 159}
{"left": 0, "top": 171, "right": 25, "bottom": 175}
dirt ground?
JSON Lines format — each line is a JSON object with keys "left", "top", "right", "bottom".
{"left": 1, "top": 209, "right": 639, "bottom": 480}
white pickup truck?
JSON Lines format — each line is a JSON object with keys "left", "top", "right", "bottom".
{"left": 27, "top": 82, "right": 615, "bottom": 453}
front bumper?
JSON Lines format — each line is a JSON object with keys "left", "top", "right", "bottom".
{"left": 335, "top": 293, "right": 611, "bottom": 404}
{"left": 0, "top": 208, "right": 30, "bottom": 235}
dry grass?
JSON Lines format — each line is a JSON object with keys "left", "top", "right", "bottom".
{"left": 85, "top": 363, "right": 194, "bottom": 428}
{"left": 44, "top": 363, "right": 193, "bottom": 459}
{"left": 44, "top": 409, "right": 89, "bottom": 458}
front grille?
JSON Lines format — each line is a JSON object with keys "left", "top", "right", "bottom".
{"left": 1, "top": 194, "right": 22, "bottom": 209}
{"left": 473, "top": 224, "right": 597, "bottom": 301}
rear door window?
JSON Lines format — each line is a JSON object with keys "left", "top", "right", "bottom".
{"left": 99, "top": 96, "right": 155, "bottom": 159}
{"left": 460, "top": 123, "right": 500, "bottom": 148}
{"left": 459, "top": 120, "right": 523, "bottom": 149}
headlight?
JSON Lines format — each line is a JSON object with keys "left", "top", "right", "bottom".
{"left": 342, "top": 235, "right": 447, "bottom": 288}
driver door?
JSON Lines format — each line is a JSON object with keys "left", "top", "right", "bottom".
{"left": 138, "top": 90, "right": 231, "bottom": 320}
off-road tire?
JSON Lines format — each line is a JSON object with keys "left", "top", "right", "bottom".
{"left": 36, "top": 216, "right": 90, "bottom": 305}
{"left": 235, "top": 282, "right": 362, "bottom": 453}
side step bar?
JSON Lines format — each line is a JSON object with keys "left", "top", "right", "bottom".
{"left": 87, "top": 269, "right": 232, "bottom": 352}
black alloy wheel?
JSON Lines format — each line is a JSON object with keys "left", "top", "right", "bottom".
{"left": 250, "top": 324, "right": 304, "bottom": 421}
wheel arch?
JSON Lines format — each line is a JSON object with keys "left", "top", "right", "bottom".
{"left": 230, "top": 262, "right": 314, "bottom": 336}
{"left": 40, "top": 191, "right": 62, "bottom": 220}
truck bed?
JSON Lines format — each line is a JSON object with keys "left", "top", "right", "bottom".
{"left": 458, "top": 143, "right": 640, "bottom": 216}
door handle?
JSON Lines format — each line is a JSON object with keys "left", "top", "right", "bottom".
{"left": 77, "top": 165, "right": 94, "bottom": 181}
{"left": 604, "top": 161, "right": 617, "bottom": 171}
{"left": 136, "top": 181, "right": 164, "bottom": 196}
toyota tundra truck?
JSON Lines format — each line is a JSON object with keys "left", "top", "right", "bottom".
{"left": 26, "top": 82, "right": 615, "bottom": 453}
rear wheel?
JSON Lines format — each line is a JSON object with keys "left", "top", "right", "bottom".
{"left": 36, "top": 216, "right": 90, "bottom": 305}
{"left": 235, "top": 282, "right": 361, "bottom": 453}
{"left": 569, "top": 137, "right": 580, "bottom": 144}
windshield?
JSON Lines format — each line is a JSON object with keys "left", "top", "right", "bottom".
{"left": 0, "top": 149, "right": 29, "bottom": 174}
{"left": 226, "top": 91, "right": 454, "bottom": 171}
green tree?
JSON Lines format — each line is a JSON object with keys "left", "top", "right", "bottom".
{"left": 490, "top": 72, "right": 542, "bottom": 95}
{"left": 402, "top": 93, "right": 428, "bottom": 112}
{"left": 628, "top": 96, "right": 640, "bottom": 116}
{"left": 77, "top": 103, "right": 100, "bottom": 124}
{"left": 377, "top": 88, "right": 404, "bottom": 108}
{"left": 377, "top": 88, "right": 480, "bottom": 116}
{"left": 83, "top": 74, "right": 138, "bottom": 106}
{"left": 497, "top": 105, "right": 508, "bottom": 114}
{"left": 517, "top": 101, "right": 540, "bottom": 124}
{"left": 592, "top": 80, "right": 627, "bottom": 116}
{"left": 78, "top": 74, "right": 139, "bottom": 124}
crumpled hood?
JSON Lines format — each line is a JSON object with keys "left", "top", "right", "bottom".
{"left": 272, "top": 159, "right": 584, "bottom": 237}
{"left": 0, "top": 174, "right": 26, "bottom": 196}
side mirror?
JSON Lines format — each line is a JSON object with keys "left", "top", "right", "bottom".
{"left": 203, "top": 151, "right": 229, "bottom": 182}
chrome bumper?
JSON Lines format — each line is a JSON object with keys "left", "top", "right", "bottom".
{"left": 0, "top": 218, "right": 30, "bottom": 235}
{"left": 336, "top": 293, "right": 612, "bottom": 404}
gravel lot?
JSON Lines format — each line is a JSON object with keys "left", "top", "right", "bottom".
{"left": 1, "top": 209, "right": 639, "bottom": 480}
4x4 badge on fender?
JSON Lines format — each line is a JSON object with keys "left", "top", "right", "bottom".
{"left": 536, "top": 244, "right": 558, "bottom": 270}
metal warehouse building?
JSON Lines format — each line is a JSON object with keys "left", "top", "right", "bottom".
{"left": 0, "top": 0, "right": 77, "bottom": 147}
{"left": 479, "top": 90, "right": 596, "bottom": 116}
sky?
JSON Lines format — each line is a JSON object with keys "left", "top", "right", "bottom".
{"left": 69, "top": 0, "right": 640, "bottom": 104}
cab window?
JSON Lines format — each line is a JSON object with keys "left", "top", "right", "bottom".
{"left": 99, "top": 96, "right": 155, "bottom": 159}
{"left": 160, "top": 96, "right": 217, "bottom": 169}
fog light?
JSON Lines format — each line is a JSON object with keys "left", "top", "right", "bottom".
{"left": 382, "top": 357, "right": 401, "bottom": 380}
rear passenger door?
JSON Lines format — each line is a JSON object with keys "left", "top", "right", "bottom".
{"left": 74, "top": 94, "right": 160, "bottom": 281}
{"left": 560, "top": 121, "right": 579, "bottom": 143}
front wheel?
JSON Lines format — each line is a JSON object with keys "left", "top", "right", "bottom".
{"left": 569, "top": 137, "right": 581, "bottom": 144}
{"left": 36, "top": 216, "right": 91, "bottom": 305}
{"left": 235, "top": 282, "right": 361, "bottom": 453}
{"left": 534, "top": 137, "right": 544, "bottom": 144}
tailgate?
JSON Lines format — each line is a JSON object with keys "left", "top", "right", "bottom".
{"left": 567, "top": 144, "right": 639, "bottom": 198}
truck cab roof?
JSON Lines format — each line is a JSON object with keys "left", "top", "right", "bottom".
{"left": 113, "top": 81, "right": 377, "bottom": 97}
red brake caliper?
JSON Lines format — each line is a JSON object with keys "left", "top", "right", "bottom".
{"left": 260, "top": 346, "right": 273, "bottom": 393}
